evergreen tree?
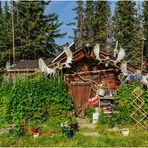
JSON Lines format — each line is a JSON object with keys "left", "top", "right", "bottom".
{"left": 93, "top": 1, "right": 111, "bottom": 48}
{"left": 75, "top": 0, "right": 83, "bottom": 48}
{"left": 12, "top": 1, "right": 65, "bottom": 61}
{"left": 143, "top": 1, "right": 148, "bottom": 40}
{"left": 84, "top": 0, "right": 94, "bottom": 45}
{"left": 78, "top": 0, "right": 83, "bottom": 48}
{"left": 113, "top": 1, "right": 142, "bottom": 65}
{"left": 0, "top": 1, "right": 11, "bottom": 67}
{"left": 3, "top": 1, "right": 12, "bottom": 56}
{"left": 0, "top": 1, "right": 3, "bottom": 51}
{"left": 143, "top": 1, "right": 148, "bottom": 65}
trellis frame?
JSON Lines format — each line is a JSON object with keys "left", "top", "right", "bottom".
{"left": 130, "top": 87, "right": 147, "bottom": 129}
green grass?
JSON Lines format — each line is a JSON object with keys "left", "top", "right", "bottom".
{"left": 0, "top": 126, "right": 148, "bottom": 147}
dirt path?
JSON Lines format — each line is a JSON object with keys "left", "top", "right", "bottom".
{"left": 77, "top": 117, "right": 100, "bottom": 137}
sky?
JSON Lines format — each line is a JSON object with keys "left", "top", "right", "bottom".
{"left": 45, "top": 1, "right": 114, "bottom": 45}
{"left": 45, "top": 1, "right": 77, "bottom": 45}
{"left": 46, "top": 1, "right": 142, "bottom": 45}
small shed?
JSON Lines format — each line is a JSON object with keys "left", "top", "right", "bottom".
{"left": 6, "top": 59, "right": 51, "bottom": 79}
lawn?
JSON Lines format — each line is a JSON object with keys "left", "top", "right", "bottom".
{"left": 0, "top": 125, "right": 148, "bottom": 147}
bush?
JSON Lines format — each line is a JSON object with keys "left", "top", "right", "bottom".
{"left": 85, "top": 106, "right": 95, "bottom": 121}
{"left": 98, "top": 81, "right": 148, "bottom": 127}
{"left": 0, "top": 74, "right": 74, "bottom": 127}
{"left": 115, "top": 81, "right": 148, "bottom": 113}
{"left": 99, "top": 106, "right": 132, "bottom": 127}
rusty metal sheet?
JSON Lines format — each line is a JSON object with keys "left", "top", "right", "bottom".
{"left": 70, "top": 81, "right": 92, "bottom": 118}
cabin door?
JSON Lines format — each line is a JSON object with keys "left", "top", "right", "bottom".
{"left": 70, "top": 81, "right": 92, "bottom": 118}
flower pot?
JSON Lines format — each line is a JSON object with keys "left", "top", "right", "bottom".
{"left": 121, "top": 128, "right": 129, "bottom": 136}
{"left": 66, "top": 129, "right": 74, "bottom": 139}
{"left": 62, "top": 127, "right": 68, "bottom": 135}
{"left": 71, "top": 124, "right": 77, "bottom": 133}
{"left": 33, "top": 132, "right": 39, "bottom": 138}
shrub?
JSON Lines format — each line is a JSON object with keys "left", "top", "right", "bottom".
{"left": 0, "top": 74, "right": 74, "bottom": 127}
{"left": 85, "top": 106, "right": 95, "bottom": 121}
{"left": 98, "top": 81, "right": 148, "bottom": 127}
{"left": 115, "top": 81, "right": 148, "bottom": 113}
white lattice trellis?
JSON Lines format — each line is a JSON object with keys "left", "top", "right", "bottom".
{"left": 130, "top": 87, "right": 147, "bottom": 129}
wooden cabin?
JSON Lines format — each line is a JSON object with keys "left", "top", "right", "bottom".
{"left": 50, "top": 44, "right": 122, "bottom": 116}
{"left": 51, "top": 44, "right": 121, "bottom": 96}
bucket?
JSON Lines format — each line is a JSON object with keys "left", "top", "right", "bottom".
{"left": 62, "top": 127, "right": 74, "bottom": 139}
{"left": 66, "top": 129, "right": 74, "bottom": 139}
{"left": 121, "top": 128, "right": 129, "bottom": 136}
{"left": 97, "top": 88, "right": 105, "bottom": 97}
{"left": 33, "top": 132, "right": 39, "bottom": 138}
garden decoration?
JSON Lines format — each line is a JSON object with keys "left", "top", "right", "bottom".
{"left": 130, "top": 87, "right": 147, "bottom": 129}
{"left": 39, "top": 45, "right": 73, "bottom": 75}
{"left": 63, "top": 45, "right": 73, "bottom": 68}
{"left": 113, "top": 41, "right": 118, "bottom": 58}
{"left": 39, "top": 58, "right": 57, "bottom": 76}
{"left": 93, "top": 43, "right": 125, "bottom": 67}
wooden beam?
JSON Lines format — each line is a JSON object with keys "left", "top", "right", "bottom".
{"left": 64, "top": 69, "right": 114, "bottom": 77}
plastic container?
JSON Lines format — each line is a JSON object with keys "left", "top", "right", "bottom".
{"left": 92, "top": 113, "right": 99, "bottom": 123}
{"left": 121, "top": 128, "right": 129, "bottom": 136}
{"left": 33, "top": 132, "right": 39, "bottom": 138}
{"left": 97, "top": 88, "right": 105, "bottom": 97}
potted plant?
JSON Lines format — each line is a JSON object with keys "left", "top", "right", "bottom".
{"left": 61, "top": 121, "right": 74, "bottom": 139}
{"left": 70, "top": 117, "right": 77, "bottom": 133}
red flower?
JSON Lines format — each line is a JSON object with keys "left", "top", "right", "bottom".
{"left": 88, "top": 101, "right": 92, "bottom": 107}
{"left": 31, "top": 127, "right": 36, "bottom": 131}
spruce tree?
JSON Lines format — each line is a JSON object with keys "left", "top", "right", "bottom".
{"left": 0, "top": 1, "right": 11, "bottom": 67}
{"left": 84, "top": 0, "right": 94, "bottom": 45}
{"left": 75, "top": 0, "right": 83, "bottom": 48}
{"left": 68, "top": 0, "right": 84, "bottom": 49}
{"left": 143, "top": 1, "right": 148, "bottom": 40}
{"left": 0, "top": 1, "right": 3, "bottom": 51}
{"left": 13, "top": 1, "right": 65, "bottom": 60}
{"left": 3, "top": 1, "right": 12, "bottom": 55}
{"left": 143, "top": 1, "right": 148, "bottom": 65}
{"left": 93, "top": 1, "right": 111, "bottom": 48}
{"left": 113, "top": 1, "right": 142, "bottom": 65}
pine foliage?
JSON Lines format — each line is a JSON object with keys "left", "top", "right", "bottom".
{"left": 0, "top": 1, "right": 65, "bottom": 67}
{"left": 14, "top": 1, "right": 65, "bottom": 60}
{"left": 0, "top": 1, "right": 11, "bottom": 67}
{"left": 143, "top": 1, "right": 148, "bottom": 40}
{"left": 113, "top": 1, "right": 142, "bottom": 65}
{"left": 93, "top": 1, "right": 111, "bottom": 48}
{"left": 84, "top": 0, "right": 94, "bottom": 45}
